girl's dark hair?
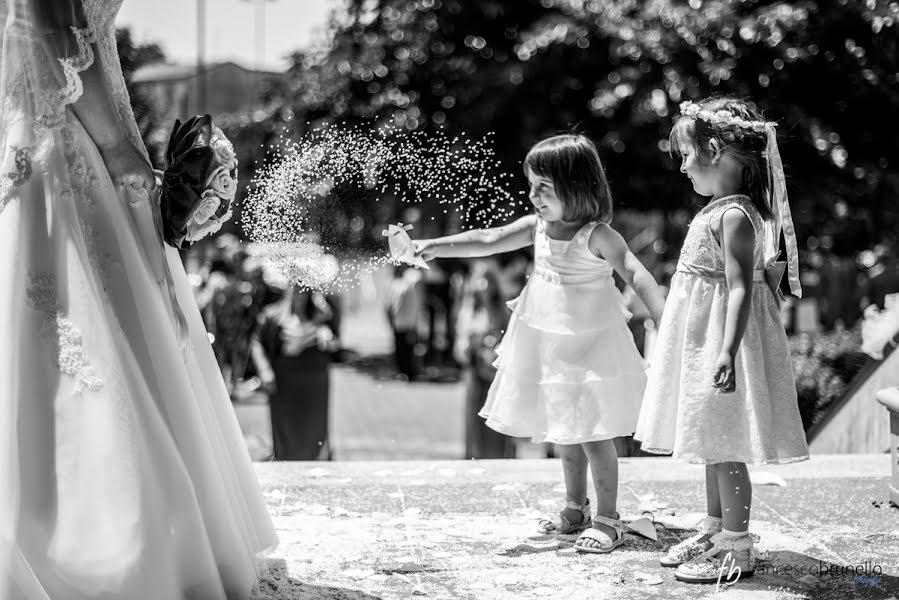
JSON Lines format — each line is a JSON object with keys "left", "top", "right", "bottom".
{"left": 669, "top": 97, "right": 774, "bottom": 221}
{"left": 524, "top": 134, "right": 613, "bottom": 223}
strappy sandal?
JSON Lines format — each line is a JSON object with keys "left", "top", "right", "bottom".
{"left": 536, "top": 499, "right": 591, "bottom": 535}
{"left": 574, "top": 514, "right": 626, "bottom": 554}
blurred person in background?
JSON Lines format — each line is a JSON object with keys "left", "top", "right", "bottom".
{"left": 386, "top": 264, "right": 424, "bottom": 380}
{"left": 454, "top": 259, "right": 517, "bottom": 459}
{"left": 862, "top": 239, "right": 899, "bottom": 311}
{"left": 193, "top": 241, "right": 278, "bottom": 396}
{"left": 251, "top": 285, "right": 339, "bottom": 460}
{"left": 818, "top": 236, "right": 863, "bottom": 330}
{"left": 421, "top": 259, "right": 458, "bottom": 368}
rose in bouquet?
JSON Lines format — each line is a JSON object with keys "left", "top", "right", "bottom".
{"left": 159, "top": 114, "right": 237, "bottom": 249}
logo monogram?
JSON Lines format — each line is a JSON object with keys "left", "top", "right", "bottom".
{"left": 716, "top": 552, "right": 742, "bottom": 591}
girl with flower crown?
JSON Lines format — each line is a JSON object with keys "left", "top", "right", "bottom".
{"left": 634, "top": 97, "right": 809, "bottom": 584}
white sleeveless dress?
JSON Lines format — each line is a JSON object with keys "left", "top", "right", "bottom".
{"left": 634, "top": 195, "right": 809, "bottom": 465}
{"left": 0, "top": 1, "right": 277, "bottom": 598}
{"left": 479, "top": 219, "right": 647, "bottom": 444}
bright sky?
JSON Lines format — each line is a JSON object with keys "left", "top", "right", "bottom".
{"left": 117, "top": 0, "right": 340, "bottom": 72}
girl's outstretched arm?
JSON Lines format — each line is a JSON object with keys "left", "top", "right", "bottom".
{"left": 589, "top": 224, "right": 665, "bottom": 325}
{"left": 414, "top": 215, "right": 537, "bottom": 260}
{"left": 715, "top": 208, "right": 756, "bottom": 392}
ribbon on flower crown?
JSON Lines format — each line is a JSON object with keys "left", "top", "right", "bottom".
{"left": 764, "top": 124, "right": 802, "bottom": 299}
{"left": 679, "top": 101, "right": 803, "bottom": 300}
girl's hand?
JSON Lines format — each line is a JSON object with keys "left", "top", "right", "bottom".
{"left": 413, "top": 240, "right": 437, "bottom": 261}
{"left": 100, "top": 140, "right": 157, "bottom": 193}
{"left": 712, "top": 351, "right": 736, "bottom": 393}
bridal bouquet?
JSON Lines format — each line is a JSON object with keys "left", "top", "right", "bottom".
{"left": 159, "top": 115, "right": 237, "bottom": 249}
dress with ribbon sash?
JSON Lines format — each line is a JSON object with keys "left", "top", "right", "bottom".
{"left": 634, "top": 195, "right": 809, "bottom": 465}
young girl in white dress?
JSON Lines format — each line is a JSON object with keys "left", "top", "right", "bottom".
{"left": 415, "top": 134, "right": 665, "bottom": 553}
{"left": 634, "top": 97, "right": 809, "bottom": 583}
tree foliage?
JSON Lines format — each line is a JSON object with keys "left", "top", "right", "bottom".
{"left": 267, "top": 0, "right": 899, "bottom": 255}
{"left": 117, "top": 27, "right": 167, "bottom": 160}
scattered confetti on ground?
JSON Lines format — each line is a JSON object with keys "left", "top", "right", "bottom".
{"left": 250, "top": 460, "right": 899, "bottom": 600}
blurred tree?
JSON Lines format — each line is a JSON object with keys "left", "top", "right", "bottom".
{"left": 117, "top": 27, "right": 167, "bottom": 162}
{"left": 265, "top": 0, "right": 899, "bottom": 257}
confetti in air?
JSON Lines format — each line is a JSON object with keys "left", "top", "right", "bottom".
{"left": 241, "top": 122, "right": 526, "bottom": 291}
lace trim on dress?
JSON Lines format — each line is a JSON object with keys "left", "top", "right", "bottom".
{"left": 26, "top": 273, "right": 104, "bottom": 393}
{"left": 37, "top": 25, "right": 97, "bottom": 128}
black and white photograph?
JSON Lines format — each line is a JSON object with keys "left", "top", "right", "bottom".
{"left": 1, "top": 0, "right": 898, "bottom": 598}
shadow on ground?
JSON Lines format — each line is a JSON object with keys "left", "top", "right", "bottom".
{"left": 259, "top": 559, "right": 384, "bottom": 600}
{"left": 339, "top": 352, "right": 460, "bottom": 383}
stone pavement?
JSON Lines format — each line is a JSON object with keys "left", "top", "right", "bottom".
{"left": 233, "top": 365, "right": 468, "bottom": 461}
{"left": 252, "top": 455, "right": 899, "bottom": 600}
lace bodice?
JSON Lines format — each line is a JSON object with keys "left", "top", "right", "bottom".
{"left": 678, "top": 195, "right": 766, "bottom": 272}
{"left": 1, "top": 0, "right": 147, "bottom": 202}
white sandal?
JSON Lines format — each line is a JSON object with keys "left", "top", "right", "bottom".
{"left": 573, "top": 514, "right": 625, "bottom": 554}
{"left": 536, "top": 499, "right": 591, "bottom": 535}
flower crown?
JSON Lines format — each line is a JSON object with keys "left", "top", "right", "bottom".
{"left": 679, "top": 101, "right": 773, "bottom": 133}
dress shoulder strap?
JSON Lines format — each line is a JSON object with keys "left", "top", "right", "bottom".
{"left": 706, "top": 197, "right": 769, "bottom": 269}
{"left": 573, "top": 221, "right": 600, "bottom": 245}
{"left": 709, "top": 195, "right": 762, "bottom": 234}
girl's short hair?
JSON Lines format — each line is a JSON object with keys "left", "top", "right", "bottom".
{"left": 669, "top": 96, "right": 774, "bottom": 221}
{"left": 524, "top": 134, "right": 613, "bottom": 223}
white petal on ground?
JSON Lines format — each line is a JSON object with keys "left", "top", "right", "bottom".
{"left": 750, "top": 471, "right": 788, "bottom": 487}
{"left": 633, "top": 571, "right": 663, "bottom": 585}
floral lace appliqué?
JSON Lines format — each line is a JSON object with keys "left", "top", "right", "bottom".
{"left": 6, "top": 145, "right": 34, "bottom": 186}
{"left": 26, "top": 273, "right": 103, "bottom": 393}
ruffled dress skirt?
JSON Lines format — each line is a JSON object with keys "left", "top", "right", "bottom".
{"left": 479, "top": 274, "right": 647, "bottom": 444}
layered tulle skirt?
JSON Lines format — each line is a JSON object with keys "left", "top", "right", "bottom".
{"left": 634, "top": 271, "right": 809, "bottom": 465}
{"left": 0, "top": 115, "right": 276, "bottom": 599}
{"left": 479, "top": 275, "right": 647, "bottom": 444}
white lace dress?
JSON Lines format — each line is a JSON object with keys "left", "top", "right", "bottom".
{"left": 479, "top": 219, "right": 647, "bottom": 444}
{"left": 634, "top": 195, "right": 809, "bottom": 465}
{"left": 0, "top": 2, "right": 277, "bottom": 598}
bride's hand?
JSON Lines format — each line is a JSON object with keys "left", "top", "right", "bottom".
{"left": 101, "top": 140, "right": 157, "bottom": 193}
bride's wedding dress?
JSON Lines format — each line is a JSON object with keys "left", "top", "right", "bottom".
{"left": 0, "top": 1, "right": 277, "bottom": 598}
